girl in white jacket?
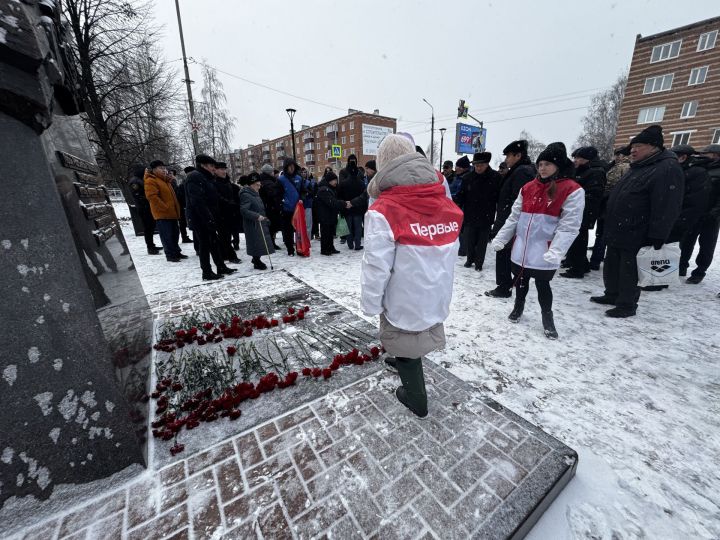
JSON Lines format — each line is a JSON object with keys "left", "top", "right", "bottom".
{"left": 492, "top": 142, "right": 584, "bottom": 339}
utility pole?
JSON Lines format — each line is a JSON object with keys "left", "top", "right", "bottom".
{"left": 439, "top": 128, "right": 446, "bottom": 170}
{"left": 174, "top": 0, "right": 199, "bottom": 156}
{"left": 286, "top": 108, "right": 297, "bottom": 162}
{"left": 423, "top": 98, "right": 435, "bottom": 166}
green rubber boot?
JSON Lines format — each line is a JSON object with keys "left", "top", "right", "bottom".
{"left": 395, "top": 357, "right": 428, "bottom": 418}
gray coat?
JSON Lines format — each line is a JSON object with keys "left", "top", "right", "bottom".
{"left": 239, "top": 187, "right": 274, "bottom": 257}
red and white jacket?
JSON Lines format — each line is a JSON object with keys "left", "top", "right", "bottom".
{"left": 361, "top": 178, "right": 463, "bottom": 331}
{"left": 494, "top": 177, "right": 585, "bottom": 270}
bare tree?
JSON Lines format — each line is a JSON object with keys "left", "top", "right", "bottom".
{"left": 196, "top": 61, "right": 236, "bottom": 158}
{"left": 518, "top": 130, "right": 546, "bottom": 162}
{"left": 425, "top": 141, "right": 440, "bottom": 167}
{"left": 576, "top": 72, "right": 628, "bottom": 160}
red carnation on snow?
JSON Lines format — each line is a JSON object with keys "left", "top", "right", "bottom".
{"left": 287, "top": 307, "right": 296, "bottom": 315}
{"left": 311, "top": 367, "right": 322, "bottom": 378}
{"left": 203, "top": 322, "right": 213, "bottom": 331}
{"left": 297, "top": 311, "right": 305, "bottom": 320}
{"left": 302, "top": 367, "right": 312, "bottom": 377}
{"left": 370, "top": 346, "right": 380, "bottom": 358}
{"left": 270, "top": 319, "right": 279, "bottom": 327}
{"left": 226, "top": 346, "right": 237, "bottom": 356}
{"left": 322, "top": 368, "right": 332, "bottom": 379}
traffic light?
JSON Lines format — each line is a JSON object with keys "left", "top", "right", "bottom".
{"left": 457, "top": 99, "right": 469, "bottom": 119}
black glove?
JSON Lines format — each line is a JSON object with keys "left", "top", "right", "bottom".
{"left": 649, "top": 238, "right": 664, "bottom": 250}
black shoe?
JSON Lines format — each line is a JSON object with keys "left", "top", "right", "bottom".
{"left": 396, "top": 387, "right": 428, "bottom": 418}
{"left": 228, "top": 257, "right": 241, "bottom": 264}
{"left": 321, "top": 251, "right": 333, "bottom": 256}
{"left": 355, "top": 246, "right": 363, "bottom": 251}
{"left": 232, "top": 244, "right": 240, "bottom": 250}
{"left": 686, "top": 275, "right": 704, "bottom": 284}
{"left": 287, "top": 251, "right": 295, "bottom": 257}
{"left": 605, "top": 306, "right": 636, "bottom": 318}
{"left": 542, "top": 311, "right": 558, "bottom": 339}
{"left": 475, "top": 266, "right": 482, "bottom": 272}
{"left": 463, "top": 261, "right": 473, "bottom": 268}
{"left": 560, "top": 270, "right": 584, "bottom": 279}
{"left": 640, "top": 285, "right": 667, "bottom": 292}
{"left": 589, "top": 264, "right": 601, "bottom": 271}
{"left": 202, "top": 272, "right": 223, "bottom": 281}
{"left": 218, "top": 267, "right": 237, "bottom": 275}
{"left": 178, "top": 254, "right": 189, "bottom": 259}
{"left": 679, "top": 269, "right": 687, "bottom": 277}
{"left": 384, "top": 357, "right": 398, "bottom": 373}
{"left": 508, "top": 298, "right": 525, "bottom": 322}
{"left": 166, "top": 257, "right": 182, "bottom": 262}
{"left": 252, "top": 259, "right": 267, "bottom": 270}
{"left": 331, "top": 249, "right": 341, "bottom": 254}
{"left": 484, "top": 287, "right": 512, "bottom": 298}
{"left": 147, "top": 248, "right": 162, "bottom": 255}
{"left": 590, "top": 295, "right": 616, "bottom": 305}
{"left": 181, "top": 237, "right": 193, "bottom": 244}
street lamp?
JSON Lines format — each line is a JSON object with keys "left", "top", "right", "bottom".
{"left": 439, "top": 128, "right": 446, "bottom": 171}
{"left": 422, "top": 98, "right": 435, "bottom": 166}
{"left": 286, "top": 108, "right": 297, "bottom": 162}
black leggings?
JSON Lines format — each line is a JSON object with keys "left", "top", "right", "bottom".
{"left": 515, "top": 275, "right": 553, "bottom": 312}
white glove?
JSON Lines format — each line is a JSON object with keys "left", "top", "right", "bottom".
{"left": 492, "top": 240, "right": 505, "bottom": 252}
{"left": 543, "top": 250, "right": 561, "bottom": 265}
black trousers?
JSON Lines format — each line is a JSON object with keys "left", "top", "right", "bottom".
{"left": 590, "top": 218, "right": 606, "bottom": 267}
{"left": 320, "top": 222, "right": 336, "bottom": 254}
{"left": 603, "top": 246, "right": 640, "bottom": 309}
{"left": 463, "top": 224, "right": 491, "bottom": 269}
{"left": 232, "top": 231, "right": 240, "bottom": 249}
{"left": 680, "top": 217, "right": 720, "bottom": 278}
{"left": 179, "top": 210, "right": 191, "bottom": 241}
{"left": 217, "top": 222, "right": 236, "bottom": 261}
{"left": 281, "top": 211, "right": 295, "bottom": 254}
{"left": 495, "top": 245, "right": 514, "bottom": 290}
{"left": 195, "top": 227, "right": 225, "bottom": 274}
{"left": 565, "top": 227, "right": 590, "bottom": 273}
{"left": 139, "top": 208, "right": 157, "bottom": 250}
{"left": 515, "top": 274, "right": 553, "bottom": 312}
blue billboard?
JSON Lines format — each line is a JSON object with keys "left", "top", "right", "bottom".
{"left": 455, "top": 123, "right": 487, "bottom": 154}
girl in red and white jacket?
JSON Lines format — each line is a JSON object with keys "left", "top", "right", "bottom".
{"left": 492, "top": 142, "right": 584, "bottom": 339}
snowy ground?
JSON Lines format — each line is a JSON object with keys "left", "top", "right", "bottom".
{"left": 115, "top": 204, "right": 720, "bottom": 539}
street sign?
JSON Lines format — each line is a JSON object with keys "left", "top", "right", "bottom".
{"left": 331, "top": 145, "right": 342, "bottom": 158}
{"left": 455, "top": 123, "right": 487, "bottom": 154}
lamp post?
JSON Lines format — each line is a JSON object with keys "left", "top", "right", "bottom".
{"left": 286, "top": 108, "right": 297, "bottom": 162}
{"left": 422, "top": 98, "right": 435, "bottom": 166}
{"left": 439, "top": 128, "right": 446, "bottom": 171}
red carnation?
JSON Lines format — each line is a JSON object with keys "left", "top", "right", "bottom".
{"left": 219, "top": 323, "right": 227, "bottom": 331}
{"left": 303, "top": 306, "right": 310, "bottom": 312}
{"left": 311, "top": 367, "right": 322, "bottom": 378}
{"left": 171, "top": 383, "right": 183, "bottom": 391}
{"left": 244, "top": 328, "right": 253, "bottom": 337}
{"left": 175, "top": 330, "right": 186, "bottom": 339}
{"left": 322, "top": 368, "right": 332, "bottom": 379}
{"left": 288, "top": 307, "right": 296, "bottom": 315}
{"left": 170, "top": 443, "right": 185, "bottom": 455}
{"left": 189, "top": 327, "right": 198, "bottom": 335}
{"left": 297, "top": 311, "right": 305, "bottom": 320}
{"left": 229, "top": 409, "right": 241, "bottom": 420}
{"left": 302, "top": 367, "right": 312, "bottom": 376}
{"left": 150, "top": 391, "right": 161, "bottom": 399}
{"left": 203, "top": 322, "right": 213, "bottom": 330}
{"left": 227, "top": 346, "right": 237, "bottom": 356}
{"left": 270, "top": 319, "right": 279, "bottom": 327}
{"left": 370, "top": 346, "right": 380, "bottom": 358}
{"left": 214, "top": 336, "right": 223, "bottom": 343}
{"left": 176, "top": 341, "right": 185, "bottom": 348}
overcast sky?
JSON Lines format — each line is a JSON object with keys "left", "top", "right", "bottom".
{"left": 152, "top": 0, "right": 718, "bottom": 163}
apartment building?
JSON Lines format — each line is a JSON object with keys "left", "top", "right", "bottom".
{"left": 228, "top": 110, "right": 396, "bottom": 177}
{"left": 615, "top": 16, "right": 720, "bottom": 149}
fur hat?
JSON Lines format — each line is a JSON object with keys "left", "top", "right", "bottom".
{"left": 455, "top": 155, "right": 470, "bottom": 169}
{"left": 365, "top": 160, "right": 377, "bottom": 171}
{"left": 149, "top": 160, "right": 165, "bottom": 169}
{"left": 261, "top": 164, "right": 274, "bottom": 175}
{"left": 195, "top": 154, "right": 217, "bottom": 166}
{"left": 503, "top": 140, "right": 529, "bottom": 156}
{"left": 536, "top": 142, "right": 572, "bottom": 170}
{"left": 571, "top": 147, "right": 599, "bottom": 161}
{"left": 377, "top": 134, "right": 415, "bottom": 170}
{"left": 471, "top": 152, "right": 492, "bottom": 164}
{"left": 630, "top": 125, "right": 664, "bottom": 148}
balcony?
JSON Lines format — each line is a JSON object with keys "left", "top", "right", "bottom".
{"left": 302, "top": 132, "right": 315, "bottom": 142}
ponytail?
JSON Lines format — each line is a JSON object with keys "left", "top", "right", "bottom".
{"left": 548, "top": 179, "right": 557, "bottom": 200}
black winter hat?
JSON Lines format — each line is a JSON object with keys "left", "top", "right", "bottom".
{"left": 365, "top": 160, "right": 377, "bottom": 171}
{"left": 149, "top": 159, "right": 165, "bottom": 169}
{"left": 325, "top": 171, "right": 338, "bottom": 182}
{"left": 503, "top": 139, "right": 528, "bottom": 156}
{"left": 571, "top": 146, "right": 599, "bottom": 161}
{"left": 472, "top": 152, "right": 492, "bottom": 164}
{"left": 456, "top": 155, "right": 470, "bottom": 169}
{"left": 442, "top": 160, "right": 454, "bottom": 169}
{"left": 630, "top": 125, "right": 664, "bottom": 148}
{"left": 536, "top": 142, "right": 572, "bottom": 169}
{"left": 215, "top": 161, "right": 227, "bottom": 169}
{"left": 195, "top": 154, "right": 217, "bottom": 166}
{"left": 238, "top": 175, "right": 249, "bottom": 185}
{"left": 347, "top": 154, "right": 357, "bottom": 163}
{"left": 183, "top": 166, "right": 195, "bottom": 174}
{"left": 670, "top": 144, "right": 695, "bottom": 156}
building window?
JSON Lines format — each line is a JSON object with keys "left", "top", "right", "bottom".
{"left": 643, "top": 74, "right": 673, "bottom": 94}
{"left": 680, "top": 101, "right": 698, "bottom": 119}
{"left": 697, "top": 30, "right": 718, "bottom": 52}
{"left": 713, "top": 129, "right": 720, "bottom": 144}
{"left": 650, "top": 40, "right": 681, "bottom": 62}
{"left": 637, "top": 106, "right": 665, "bottom": 124}
{"left": 316, "top": 131, "right": 320, "bottom": 139}
{"left": 341, "top": 136, "right": 346, "bottom": 144}
{"left": 350, "top": 135, "right": 355, "bottom": 143}
{"left": 688, "top": 66, "right": 709, "bottom": 85}
{"left": 324, "top": 141, "right": 328, "bottom": 149}
{"left": 341, "top": 124, "right": 346, "bottom": 132}
{"left": 671, "top": 131, "right": 693, "bottom": 146}
{"left": 349, "top": 121, "right": 355, "bottom": 129}
{"left": 351, "top": 148, "right": 355, "bottom": 155}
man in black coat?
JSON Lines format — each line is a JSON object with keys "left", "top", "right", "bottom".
{"left": 213, "top": 162, "right": 241, "bottom": 263}
{"left": 454, "top": 152, "right": 501, "bottom": 271}
{"left": 128, "top": 164, "right": 161, "bottom": 254}
{"left": 590, "top": 125, "right": 684, "bottom": 317}
{"left": 176, "top": 167, "right": 193, "bottom": 244}
{"left": 338, "top": 154, "right": 367, "bottom": 250}
{"left": 452, "top": 155, "right": 472, "bottom": 257}
{"left": 185, "top": 155, "right": 237, "bottom": 281}
{"left": 561, "top": 146, "right": 606, "bottom": 278}
{"left": 258, "top": 164, "right": 283, "bottom": 249}
{"left": 485, "top": 140, "right": 536, "bottom": 298}
{"left": 681, "top": 144, "right": 720, "bottom": 284}
{"left": 315, "top": 172, "right": 346, "bottom": 255}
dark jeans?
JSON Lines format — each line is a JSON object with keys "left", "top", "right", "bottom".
{"left": 139, "top": 208, "right": 157, "bottom": 250}
{"left": 603, "top": 246, "right": 640, "bottom": 309}
{"left": 565, "top": 227, "right": 590, "bottom": 273}
{"left": 463, "top": 224, "right": 491, "bottom": 269}
{"left": 156, "top": 219, "right": 180, "bottom": 258}
{"left": 590, "top": 218, "right": 606, "bottom": 267}
{"left": 495, "top": 245, "right": 514, "bottom": 291}
{"left": 195, "top": 226, "right": 225, "bottom": 274}
{"left": 680, "top": 217, "right": 720, "bottom": 278}
{"left": 320, "top": 222, "right": 336, "bottom": 254}
{"left": 281, "top": 211, "right": 295, "bottom": 254}
{"left": 515, "top": 275, "right": 553, "bottom": 311}
{"left": 346, "top": 214, "right": 364, "bottom": 249}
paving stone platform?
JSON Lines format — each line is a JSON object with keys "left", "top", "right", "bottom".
{"left": 15, "top": 362, "right": 577, "bottom": 540}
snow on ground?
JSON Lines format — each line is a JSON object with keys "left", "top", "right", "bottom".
{"left": 115, "top": 203, "right": 720, "bottom": 539}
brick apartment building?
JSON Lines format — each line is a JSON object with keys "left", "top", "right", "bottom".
{"left": 615, "top": 16, "right": 720, "bottom": 149}
{"left": 227, "top": 110, "right": 396, "bottom": 178}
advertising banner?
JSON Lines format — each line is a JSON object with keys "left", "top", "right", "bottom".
{"left": 362, "top": 124, "right": 394, "bottom": 156}
{"left": 455, "top": 123, "right": 487, "bottom": 154}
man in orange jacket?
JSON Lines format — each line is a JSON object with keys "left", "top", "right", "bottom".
{"left": 144, "top": 160, "right": 186, "bottom": 262}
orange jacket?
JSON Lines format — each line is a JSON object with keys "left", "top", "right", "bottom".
{"left": 144, "top": 171, "right": 180, "bottom": 220}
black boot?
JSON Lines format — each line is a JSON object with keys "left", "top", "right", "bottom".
{"left": 217, "top": 267, "right": 237, "bottom": 275}
{"left": 484, "top": 286, "right": 512, "bottom": 298}
{"left": 252, "top": 257, "right": 267, "bottom": 270}
{"left": 463, "top": 260, "right": 473, "bottom": 268}
{"left": 384, "top": 357, "right": 398, "bottom": 373}
{"left": 508, "top": 297, "right": 525, "bottom": 322}
{"left": 542, "top": 311, "right": 558, "bottom": 339}
{"left": 590, "top": 295, "right": 616, "bottom": 305}
{"left": 202, "top": 271, "right": 223, "bottom": 281}
{"left": 395, "top": 357, "right": 428, "bottom": 418}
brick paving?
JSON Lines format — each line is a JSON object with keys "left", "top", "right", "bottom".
{"left": 15, "top": 363, "right": 576, "bottom": 540}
